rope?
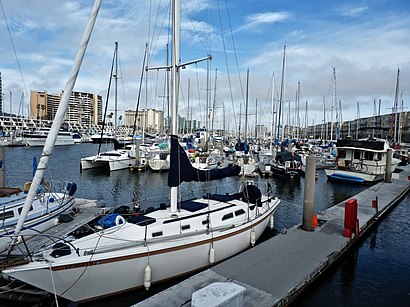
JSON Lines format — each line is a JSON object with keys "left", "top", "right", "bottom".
{"left": 48, "top": 261, "right": 60, "bottom": 307}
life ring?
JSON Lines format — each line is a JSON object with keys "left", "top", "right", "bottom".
{"left": 115, "top": 215, "right": 126, "bottom": 226}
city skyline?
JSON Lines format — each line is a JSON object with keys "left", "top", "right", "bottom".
{"left": 1, "top": 0, "right": 409, "bottom": 133}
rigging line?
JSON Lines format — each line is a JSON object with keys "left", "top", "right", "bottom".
{"left": 60, "top": 232, "right": 104, "bottom": 297}
{"left": 148, "top": 0, "right": 167, "bottom": 65}
{"left": 223, "top": 0, "right": 245, "bottom": 103}
{"left": 216, "top": 0, "right": 237, "bottom": 136}
{"left": 98, "top": 44, "right": 116, "bottom": 154}
{"left": 0, "top": 0, "right": 29, "bottom": 100}
{"left": 181, "top": 0, "right": 210, "bottom": 54}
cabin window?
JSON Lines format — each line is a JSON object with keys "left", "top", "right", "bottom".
{"left": 152, "top": 231, "right": 163, "bottom": 237}
{"left": 0, "top": 211, "right": 14, "bottom": 220}
{"left": 235, "top": 209, "right": 245, "bottom": 216}
{"left": 18, "top": 205, "right": 33, "bottom": 215}
{"left": 222, "top": 212, "right": 234, "bottom": 221}
{"left": 364, "top": 151, "right": 374, "bottom": 161}
{"left": 202, "top": 219, "right": 209, "bottom": 225}
{"left": 338, "top": 149, "right": 346, "bottom": 159}
{"left": 353, "top": 150, "right": 361, "bottom": 160}
{"left": 181, "top": 225, "right": 190, "bottom": 230}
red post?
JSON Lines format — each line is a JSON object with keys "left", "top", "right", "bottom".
{"left": 343, "top": 198, "right": 358, "bottom": 239}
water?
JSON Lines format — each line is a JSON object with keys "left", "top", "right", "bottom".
{"left": 2, "top": 143, "right": 409, "bottom": 306}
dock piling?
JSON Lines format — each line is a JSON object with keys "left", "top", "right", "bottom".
{"left": 302, "top": 155, "right": 316, "bottom": 231}
{"left": 385, "top": 148, "right": 392, "bottom": 183}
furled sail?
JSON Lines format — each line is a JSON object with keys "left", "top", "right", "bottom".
{"left": 168, "top": 135, "right": 240, "bottom": 187}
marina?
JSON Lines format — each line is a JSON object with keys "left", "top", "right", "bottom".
{"left": 0, "top": 143, "right": 408, "bottom": 306}
{"left": 0, "top": 1, "right": 409, "bottom": 306}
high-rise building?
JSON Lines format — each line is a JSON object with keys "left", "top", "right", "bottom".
{"left": 124, "top": 108, "right": 164, "bottom": 134}
{"left": 0, "top": 72, "right": 3, "bottom": 114}
{"left": 30, "top": 90, "right": 102, "bottom": 125}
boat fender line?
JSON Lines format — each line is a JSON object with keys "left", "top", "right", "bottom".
{"left": 250, "top": 228, "right": 256, "bottom": 246}
{"left": 115, "top": 215, "right": 126, "bottom": 226}
{"left": 269, "top": 214, "right": 275, "bottom": 230}
{"left": 144, "top": 264, "right": 151, "bottom": 290}
{"left": 209, "top": 247, "right": 215, "bottom": 264}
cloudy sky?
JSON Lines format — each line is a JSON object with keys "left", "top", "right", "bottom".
{"left": 1, "top": 0, "right": 409, "bottom": 133}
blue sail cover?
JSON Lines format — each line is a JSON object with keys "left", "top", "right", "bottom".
{"left": 168, "top": 135, "right": 241, "bottom": 187}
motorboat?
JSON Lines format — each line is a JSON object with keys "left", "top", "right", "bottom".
{"left": 24, "top": 128, "right": 74, "bottom": 147}
{"left": 325, "top": 138, "right": 401, "bottom": 184}
{"left": 270, "top": 151, "right": 303, "bottom": 179}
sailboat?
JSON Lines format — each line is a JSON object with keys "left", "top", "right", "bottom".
{"left": 80, "top": 42, "right": 134, "bottom": 172}
{"left": 1, "top": 0, "right": 280, "bottom": 302}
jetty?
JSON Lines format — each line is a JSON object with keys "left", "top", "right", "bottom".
{"left": 136, "top": 164, "right": 410, "bottom": 306}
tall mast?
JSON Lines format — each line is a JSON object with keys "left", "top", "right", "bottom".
{"left": 244, "top": 69, "right": 249, "bottom": 143}
{"left": 276, "top": 43, "right": 286, "bottom": 142}
{"left": 330, "top": 67, "right": 335, "bottom": 141}
{"left": 393, "top": 68, "right": 400, "bottom": 143}
{"left": 270, "top": 73, "right": 275, "bottom": 152}
{"left": 297, "top": 81, "right": 300, "bottom": 141}
{"left": 170, "top": 0, "right": 180, "bottom": 214}
{"left": 114, "top": 41, "right": 118, "bottom": 134}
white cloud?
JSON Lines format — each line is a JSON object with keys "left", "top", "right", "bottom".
{"left": 337, "top": 5, "right": 368, "bottom": 18}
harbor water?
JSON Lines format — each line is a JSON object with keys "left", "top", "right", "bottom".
{"left": 2, "top": 143, "right": 409, "bottom": 306}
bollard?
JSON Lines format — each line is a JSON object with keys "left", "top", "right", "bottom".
{"left": 302, "top": 155, "right": 316, "bottom": 231}
{"left": 343, "top": 198, "right": 358, "bottom": 239}
{"left": 372, "top": 196, "right": 379, "bottom": 216}
{"left": 384, "top": 148, "right": 392, "bottom": 183}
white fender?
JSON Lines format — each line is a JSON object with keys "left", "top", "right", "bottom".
{"left": 250, "top": 228, "right": 256, "bottom": 246}
{"left": 144, "top": 264, "right": 151, "bottom": 290}
{"left": 115, "top": 215, "right": 125, "bottom": 226}
{"left": 269, "top": 215, "right": 274, "bottom": 230}
{"left": 209, "top": 247, "right": 215, "bottom": 264}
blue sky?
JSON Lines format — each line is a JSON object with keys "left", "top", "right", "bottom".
{"left": 1, "top": 0, "right": 409, "bottom": 133}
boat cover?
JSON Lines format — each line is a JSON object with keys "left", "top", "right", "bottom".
{"left": 168, "top": 135, "right": 241, "bottom": 187}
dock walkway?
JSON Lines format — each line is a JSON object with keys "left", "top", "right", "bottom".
{"left": 136, "top": 165, "right": 409, "bottom": 306}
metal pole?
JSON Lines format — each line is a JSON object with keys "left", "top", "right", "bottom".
{"left": 385, "top": 148, "right": 392, "bottom": 183}
{"left": 0, "top": 146, "right": 5, "bottom": 188}
{"left": 302, "top": 155, "right": 316, "bottom": 231}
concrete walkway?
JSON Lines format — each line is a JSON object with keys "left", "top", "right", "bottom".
{"left": 136, "top": 165, "right": 410, "bottom": 306}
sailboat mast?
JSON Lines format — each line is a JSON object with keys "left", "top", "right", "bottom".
{"left": 114, "top": 41, "right": 118, "bottom": 134}
{"left": 270, "top": 73, "right": 275, "bottom": 152}
{"left": 12, "top": 0, "right": 101, "bottom": 244}
{"left": 170, "top": 0, "right": 180, "bottom": 214}
{"left": 244, "top": 69, "right": 249, "bottom": 143}
{"left": 393, "top": 68, "right": 400, "bottom": 143}
{"left": 276, "top": 44, "right": 286, "bottom": 142}
{"left": 330, "top": 67, "right": 335, "bottom": 141}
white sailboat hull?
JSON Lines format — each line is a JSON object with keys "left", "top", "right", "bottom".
{"left": 0, "top": 192, "right": 76, "bottom": 254}
{"left": 4, "top": 197, "right": 279, "bottom": 302}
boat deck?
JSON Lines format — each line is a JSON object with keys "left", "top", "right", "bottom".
{"left": 0, "top": 200, "right": 107, "bottom": 266}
